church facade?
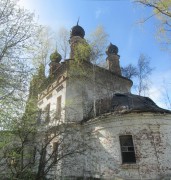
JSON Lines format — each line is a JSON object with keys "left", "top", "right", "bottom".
{"left": 37, "top": 24, "right": 171, "bottom": 180}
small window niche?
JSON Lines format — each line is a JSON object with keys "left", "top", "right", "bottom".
{"left": 119, "top": 135, "right": 136, "bottom": 164}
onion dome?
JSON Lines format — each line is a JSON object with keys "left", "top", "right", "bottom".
{"left": 70, "top": 23, "right": 85, "bottom": 38}
{"left": 106, "top": 43, "right": 118, "bottom": 55}
{"left": 50, "top": 50, "right": 62, "bottom": 63}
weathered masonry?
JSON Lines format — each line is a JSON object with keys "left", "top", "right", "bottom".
{"left": 38, "top": 23, "right": 171, "bottom": 180}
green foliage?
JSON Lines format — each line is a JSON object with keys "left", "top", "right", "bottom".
{"left": 136, "top": 0, "right": 171, "bottom": 49}
{"left": 50, "top": 50, "right": 62, "bottom": 62}
{"left": 25, "top": 63, "right": 46, "bottom": 127}
{"left": 69, "top": 42, "right": 92, "bottom": 78}
{"left": 0, "top": 58, "right": 31, "bottom": 129}
{"left": 88, "top": 25, "right": 108, "bottom": 63}
{"left": 0, "top": 0, "right": 39, "bottom": 129}
{"left": 28, "top": 63, "right": 46, "bottom": 99}
{"left": 74, "top": 42, "right": 91, "bottom": 62}
{"left": 0, "top": 0, "right": 38, "bottom": 63}
{"left": 0, "top": 63, "right": 46, "bottom": 179}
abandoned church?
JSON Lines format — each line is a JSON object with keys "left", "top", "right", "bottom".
{"left": 37, "top": 24, "right": 171, "bottom": 180}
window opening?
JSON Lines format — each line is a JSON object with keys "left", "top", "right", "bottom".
{"left": 57, "top": 96, "right": 62, "bottom": 118}
{"left": 53, "top": 142, "right": 59, "bottom": 163}
{"left": 119, "top": 135, "right": 136, "bottom": 164}
{"left": 45, "top": 103, "right": 50, "bottom": 123}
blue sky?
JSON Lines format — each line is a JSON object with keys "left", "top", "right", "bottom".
{"left": 19, "top": 0, "right": 171, "bottom": 109}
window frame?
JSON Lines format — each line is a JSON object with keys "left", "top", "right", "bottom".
{"left": 119, "top": 135, "right": 136, "bottom": 164}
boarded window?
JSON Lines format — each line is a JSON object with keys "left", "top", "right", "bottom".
{"left": 57, "top": 96, "right": 62, "bottom": 118}
{"left": 119, "top": 135, "right": 136, "bottom": 164}
{"left": 45, "top": 103, "right": 50, "bottom": 123}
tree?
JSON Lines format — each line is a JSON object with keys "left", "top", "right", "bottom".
{"left": 34, "top": 120, "right": 90, "bottom": 180}
{"left": 88, "top": 25, "right": 109, "bottom": 64}
{"left": 121, "top": 64, "right": 138, "bottom": 79}
{"left": 31, "top": 26, "right": 55, "bottom": 70}
{"left": 56, "top": 27, "right": 70, "bottom": 60}
{"left": 0, "top": 61, "right": 93, "bottom": 179}
{"left": 0, "top": 0, "right": 38, "bottom": 63}
{"left": 135, "top": 0, "right": 171, "bottom": 49}
{"left": 0, "top": 59, "right": 31, "bottom": 129}
{"left": 1, "top": 112, "right": 89, "bottom": 179}
{"left": 0, "top": 2, "right": 110, "bottom": 179}
{"left": 162, "top": 80, "right": 171, "bottom": 110}
{"left": 121, "top": 54, "right": 153, "bottom": 96}
{"left": 33, "top": 26, "right": 70, "bottom": 67}
{"left": 0, "top": 1, "right": 47, "bottom": 178}
{"left": 136, "top": 54, "right": 153, "bottom": 95}
{"left": 0, "top": 0, "right": 39, "bottom": 128}
{"left": 0, "top": 64, "right": 45, "bottom": 179}
{"left": 135, "top": 0, "right": 171, "bottom": 20}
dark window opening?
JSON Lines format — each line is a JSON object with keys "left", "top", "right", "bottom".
{"left": 53, "top": 142, "right": 59, "bottom": 163}
{"left": 45, "top": 103, "right": 50, "bottom": 123}
{"left": 37, "top": 109, "right": 42, "bottom": 124}
{"left": 57, "top": 96, "right": 62, "bottom": 118}
{"left": 119, "top": 135, "right": 136, "bottom": 164}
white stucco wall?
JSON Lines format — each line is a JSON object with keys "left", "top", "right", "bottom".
{"left": 65, "top": 61, "right": 133, "bottom": 122}
{"left": 37, "top": 61, "right": 171, "bottom": 180}
{"left": 82, "top": 113, "right": 171, "bottom": 180}
{"left": 38, "top": 60, "right": 132, "bottom": 123}
{"left": 38, "top": 79, "right": 66, "bottom": 124}
{"left": 65, "top": 78, "right": 85, "bottom": 122}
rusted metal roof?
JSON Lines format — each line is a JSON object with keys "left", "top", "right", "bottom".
{"left": 112, "top": 93, "right": 171, "bottom": 114}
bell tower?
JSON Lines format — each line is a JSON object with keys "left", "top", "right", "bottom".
{"left": 69, "top": 22, "right": 90, "bottom": 61}
{"left": 106, "top": 43, "right": 121, "bottom": 76}
{"left": 49, "top": 50, "right": 62, "bottom": 76}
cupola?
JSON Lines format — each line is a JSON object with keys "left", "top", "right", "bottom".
{"left": 106, "top": 43, "right": 121, "bottom": 75}
{"left": 49, "top": 50, "right": 62, "bottom": 76}
{"left": 70, "top": 21, "right": 87, "bottom": 59}
{"left": 70, "top": 23, "right": 85, "bottom": 38}
{"left": 106, "top": 43, "right": 118, "bottom": 56}
{"left": 50, "top": 50, "right": 62, "bottom": 63}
